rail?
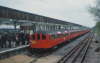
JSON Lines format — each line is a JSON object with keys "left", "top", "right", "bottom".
{"left": 57, "top": 32, "right": 93, "bottom": 63}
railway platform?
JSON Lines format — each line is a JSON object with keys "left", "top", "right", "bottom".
{"left": 0, "top": 45, "right": 29, "bottom": 53}
{"left": 0, "top": 45, "right": 29, "bottom": 59}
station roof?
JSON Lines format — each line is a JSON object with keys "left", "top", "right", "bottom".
{"left": 0, "top": 6, "right": 87, "bottom": 28}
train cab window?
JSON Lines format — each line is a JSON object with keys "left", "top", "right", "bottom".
{"left": 42, "top": 34, "right": 46, "bottom": 40}
{"left": 37, "top": 34, "right": 40, "bottom": 40}
{"left": 32, "top": 34, "right": 35, "bottom": 40}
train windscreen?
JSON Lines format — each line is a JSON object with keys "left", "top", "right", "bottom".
{"left": 37, "top": 34, "right": 40, "bottom": 40}
{"left": 42, "top": 34, "right": 46, "bottom": 40}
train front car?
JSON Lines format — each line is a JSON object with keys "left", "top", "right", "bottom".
{"left": 29, "top": 31, "right": 63, "bottom": 49}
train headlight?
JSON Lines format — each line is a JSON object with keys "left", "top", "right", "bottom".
{"left": 30, "top": 40, "right": 37, "bottom": 44}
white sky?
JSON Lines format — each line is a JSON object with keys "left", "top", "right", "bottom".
{"left": 0, "top": 0, "right": 96, "bottom": 27}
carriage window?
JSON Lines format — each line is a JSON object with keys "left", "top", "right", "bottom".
{"left": 51, "top": 33, "right": 69, "bottom": 40}
{"left": 51, "top": 34, "right": 58, "bottom": 39}
{"left": 64, "top": 33, "right": 68, "bottom": 36}
{"left": 70, "top": 32, "right": 76, "bottom": 34}
{"left": 42, "top": 34, "right": 46, "bottom": 40}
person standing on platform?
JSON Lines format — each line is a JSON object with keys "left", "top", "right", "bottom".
{"left": 7, "top": 34, "right": 12, "bottom": 48}
{"left": 19, "top": 31, "right": 25, "bottom": 45}
{"left": 0, "top": 34, "right": 2, "bottom": 48}
{"left": 25, "top": 33, "right": 30, "bottom": 44}
{"left": 15, "top": 33, "right": 20, "bottom": 47}
{"left": 5, "top": 33, "right": 8, "bottom": 48}
{"left": 1, "top": 33, "right": 7, "bottom": 48}
{"left": 21, "top": 32, "right": 25, "bottom": 45}
{"left": 12, "top": 33, "right": 16, "bottom": 47}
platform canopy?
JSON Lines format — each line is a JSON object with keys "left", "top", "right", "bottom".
{"left": 0, "top": 6, "right": 88, "bottom": 29}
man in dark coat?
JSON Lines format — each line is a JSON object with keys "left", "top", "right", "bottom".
{"left": 15, "top": 33, "right": 20, "bottom": 47}
{"left": 0, "top": 34, "right": 2, "bottom": 48}
{"left": 1, "top": 33, "right": 7, "bottom": 48}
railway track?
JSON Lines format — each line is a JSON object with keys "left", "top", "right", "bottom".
{"left": 57, "top": 33, "right": 93, "bottom": 63}
{"left": 29, "top": 33, "right": 92, "bottom": 63}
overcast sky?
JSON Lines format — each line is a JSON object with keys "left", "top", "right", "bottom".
{"left": 0, "top": 0, "right": 96, "bottom": 27}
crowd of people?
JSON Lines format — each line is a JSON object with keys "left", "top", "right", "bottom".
{"left": 0, "top": 32, "right": 30, "bottom": 48}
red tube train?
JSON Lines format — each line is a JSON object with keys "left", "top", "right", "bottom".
{"left": 29, "top": 30, "right": 90, "bottom": 51}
